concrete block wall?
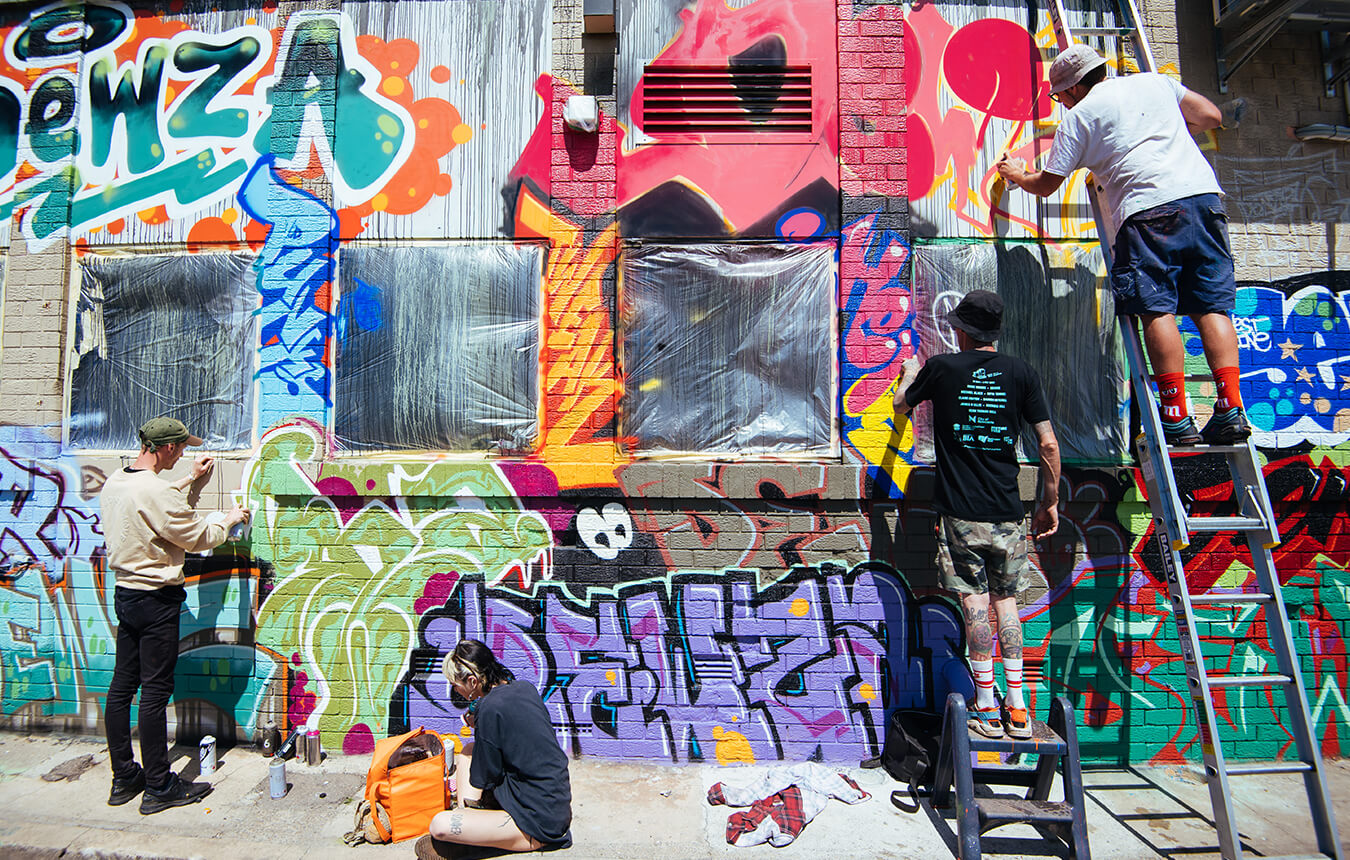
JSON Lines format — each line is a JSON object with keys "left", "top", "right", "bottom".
{"left": 0, "top": 0, "right": 1345, "bottom": 772}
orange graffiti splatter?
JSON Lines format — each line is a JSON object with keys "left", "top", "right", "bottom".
{"left": 137, "top": 205, "right": 169, "bottom": 225}
{"left": 243, "top": 218, "right": 271, "bottom": 251}
{"left": 430, "top": 65, "right": 451, "bottom": 84}
{"left": 115, "top": 14, "right": 189, "bottom": 66}
{"left": 107, "top": 218, "right": 125, "bottom": 235}
{"left": 187, "top": 217, "right": 243, "bottom": 252}
{"left": 335, "top": 207, "right": 367, "bottom": 241}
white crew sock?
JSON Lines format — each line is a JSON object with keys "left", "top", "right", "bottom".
{"left": 971, "top": 658, "right": 997, "bottom": 710}
{"left": 1003, "top": 657, "right": 1026, "bottom": 710}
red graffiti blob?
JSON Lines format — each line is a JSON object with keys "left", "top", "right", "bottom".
{"left": 414, "top": 571, "right": 460, "bottom": 616}
{"left": 942, "top": 19, "right": 1051, "bottom": 122}
{"left": 344, "top": 723, "right": 376, "bottom": 756}
{"left": 905, "top": 114, "right": 937, "bottom": 202}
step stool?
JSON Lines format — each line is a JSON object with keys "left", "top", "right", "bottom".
{"left": 931, "top": 692, "right": 1090, "bottom": 860}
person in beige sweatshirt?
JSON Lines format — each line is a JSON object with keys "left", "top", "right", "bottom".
{"left": 99, "top": 416, "right": 248, "bottom": 815}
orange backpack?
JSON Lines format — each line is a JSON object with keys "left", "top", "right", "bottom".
{"left": 360, "top": 728, "right": 453, "bottom": 843}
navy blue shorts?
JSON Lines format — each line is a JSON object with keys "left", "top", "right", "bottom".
{"left": 1109, "top": 193, "right": 1236, "bottom": 316}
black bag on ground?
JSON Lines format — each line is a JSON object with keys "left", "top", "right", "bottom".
{"left": 882, "top": 708, "right": 943, "bottom": 812}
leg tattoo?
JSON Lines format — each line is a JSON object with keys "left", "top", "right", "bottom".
{"left": 998, "top": 622, "right": 1023, "bottom": 659}
{"left": 449, "top": 813, "right": 464, "bottom": 836}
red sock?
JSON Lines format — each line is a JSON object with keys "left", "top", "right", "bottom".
{"left": 1213, "top": 366, "right": 1243, "bottom": 411}
{"left": 1154, "top": 372, "right": 1188, "bottom": 421}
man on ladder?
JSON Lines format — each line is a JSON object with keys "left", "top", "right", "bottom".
{"left": 995, "top": 44, "right": 1249, "bottom": 447}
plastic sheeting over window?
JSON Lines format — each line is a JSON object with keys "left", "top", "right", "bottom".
{"left": 69, "top": 254, "right": 259, "bottom": 451}
{"left": 622, "top": 243, "right": 836, "bottom": 455}
{"left": 335, "top": 244, "right": 542, "bottom": 453}
{"left": 911, "top": 242, "right": 1129, "bottom": 464}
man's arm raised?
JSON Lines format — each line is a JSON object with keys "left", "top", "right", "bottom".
{"left": 996, "top": 153, "right": 1067, "bottom": 198}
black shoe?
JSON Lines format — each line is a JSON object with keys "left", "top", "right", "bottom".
{"left": 108, "top": 764, "right": 145, "bottom": 806}
{"left": 1161, "top": 416, "right": 1202, "bottom": 446}
{"left": 1201, "top": 408, "right": 1252, "bottom": 445}
{"left": 139, "top": 773, "right": 212, "bottom": 815}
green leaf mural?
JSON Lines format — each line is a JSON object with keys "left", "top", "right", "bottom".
{"left": 242, "top": 421, "right": 552, "bottom": 749}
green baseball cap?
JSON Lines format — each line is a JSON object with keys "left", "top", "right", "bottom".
{"left": 138, "top": 416, "right": 204, "bottom": 449}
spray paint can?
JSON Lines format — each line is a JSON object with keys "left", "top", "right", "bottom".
{"left": 260, "top": 721, "right": 280, "bottom": 757}
{"left": 305, "top": 724, "right": 321, "bottom": 766}
{"left": 199, "top": 735, "right": 217, "bottom": 776}
{"left": 268, "top": 756, "right": 287, "bottom": 798}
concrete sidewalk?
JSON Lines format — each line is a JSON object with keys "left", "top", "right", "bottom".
{"left": 1, "top": 731, "right": 1346, "bottom": 860}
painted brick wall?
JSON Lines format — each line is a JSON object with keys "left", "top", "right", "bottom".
{"left": 0, "top": 0, "right": 1345, "bottom": 774}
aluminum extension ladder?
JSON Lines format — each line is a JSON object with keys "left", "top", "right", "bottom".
{"left": 1046, "top": 2, "right": 1343, "bottom": 858}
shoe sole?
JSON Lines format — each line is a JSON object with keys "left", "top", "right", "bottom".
{"left": 140, "top": 791, "right": 211, "bottom": 815}
{"left": 108, "top": 792, "right": 142, "bottom": 806}
{"left": 1005, "top": 726, "right": 1032, "bottom": 739}
{"left": 967, "top": 718, "right": 1004, "bottom": 739}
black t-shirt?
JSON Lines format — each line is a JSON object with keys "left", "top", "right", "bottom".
{"left": 469, "top": 681, "right": 572, "bottom": 846}
{"left": 904, "top": 350, "right": 1051, "bottom": 522}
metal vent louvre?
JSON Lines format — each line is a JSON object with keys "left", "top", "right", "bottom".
{"left": 640, "top": 64, "right": 812, "bottom": 134}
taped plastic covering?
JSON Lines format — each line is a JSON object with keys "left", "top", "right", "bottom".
{"left": 911, "top": 242, "right": 1128, "bottom": 464}
{"left": 69, "top": 254, "right": 258, "bottom": 451}
{"left": 335, "top": 244, "right": 542, "bottom": 453}
{"left": 622, "top": 243, "right": 835, "bottom": 455}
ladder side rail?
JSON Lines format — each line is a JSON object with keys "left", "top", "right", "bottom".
{"left": 1241, "top": 536, "right": 1344, "bottom": 860}
{"left": 1121, "top": 320, "right": 1192, "bottom": 545}
{"left": 1226, "top": 443, "right": 1281, "bottom": 547}
{"left": 1157, "top": 533, "right": 1246, "bottom": 859}
{"left": 1117, "top": 0, "right": 1157, "bottom": 71}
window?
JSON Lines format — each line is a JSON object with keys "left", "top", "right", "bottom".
{"left": 621, "top": 243, "right": 835, "bottom": 455}
{"left": 68, "top": 253, "right": 259, "bottom": 451}
{"left": 334, "top": 244, "right": 543, "bottom": 452}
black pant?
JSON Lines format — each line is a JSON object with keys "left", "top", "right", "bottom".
{"left": 105, "top": 585, "right": 185, "bottom": 789}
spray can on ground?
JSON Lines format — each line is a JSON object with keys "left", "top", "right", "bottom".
{"left": 305, "top": 724, "right": 321, "bottom": 766}
{"left": 268, "top": 756, "right": 287, "bottom": 798}
{"left": 199, "top": 735, "right": 217, "bottom": 776}
{"left": 277, "top": 725, "right": 303, "bottom": 760}
{"left": 260, "top": 721, "right": 280, "bottom": 757}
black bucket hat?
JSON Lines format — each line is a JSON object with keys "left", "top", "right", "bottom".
{"left": 947, "top": 290, "right": 1003, "bottom": 342}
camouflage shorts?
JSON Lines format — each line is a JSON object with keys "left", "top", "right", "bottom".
{"left": 936, "top": 514, "right": 1029, "bottom": 597}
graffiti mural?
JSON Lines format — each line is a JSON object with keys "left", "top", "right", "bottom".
{"left": 0, "top": 0, "right": 1347, "bottom": 777}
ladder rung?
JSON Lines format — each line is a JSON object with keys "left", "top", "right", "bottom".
{"left": 1168, "top": 442, "right": 1251, "bottom": 455}
{"left": 1188, "top": 516, "right": 1267, "bottom": 532}
{"left": 1226, "top": 760, "right": 1313, "bottom": 776}
{"left": 1069, "top": 26, "right": 1139, "bottom": 36}
{"left": 1188, "top": 591, "right": 1273, "bottom": 605}
{"left": 1207, "top": 673, "right": 1292, "bottom": 689}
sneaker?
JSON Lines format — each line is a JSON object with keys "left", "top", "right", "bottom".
{"left": 968, "top": 705, "right": 1004, "bottom": 738}
{"left": 1003, "top": 706, "right": 1033, "bottom": 740}
{"left": 1200, "top": 407, "right": 1252, "bottom": 445}
{"left": 1161, "top": 416, "right": 1202, "bottom": 446}
{"left": 139, "top": 773, "right": 212, "bottom": 815}
{"left": 414, "top": 835, "right": 458, "bottom": 860}
{"left": 107, "top": 764, "right": 145, "bottom": 806}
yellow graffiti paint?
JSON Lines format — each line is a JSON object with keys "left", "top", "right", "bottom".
{"left": 790, "top": 597, "right": 809, "bottom": 617}
{"left": 605, "top": 670, "right": 616, "bottom": 685}
{"left": 452, "top": 124, "right": 474, "bottom": 145}
{"left": 513, "top": 186, "right": 626, "bottom": 487}
{"left": 859, "top": 683, "right": 876, "bottom": 701}
{"left": 711, "top": 726, "right": 755, "bottom": 765}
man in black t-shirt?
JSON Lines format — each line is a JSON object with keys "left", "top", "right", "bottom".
{"left": 893, "top": 290, "right": 1060, "bottom": 740}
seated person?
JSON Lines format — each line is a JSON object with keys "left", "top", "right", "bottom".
{"left": 418, "top": 639, "right": 572, "bottom": 858}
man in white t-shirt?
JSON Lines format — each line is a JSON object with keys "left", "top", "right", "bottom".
{"left": 996, "top": 44, "right": 1249, "bottom": 446}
